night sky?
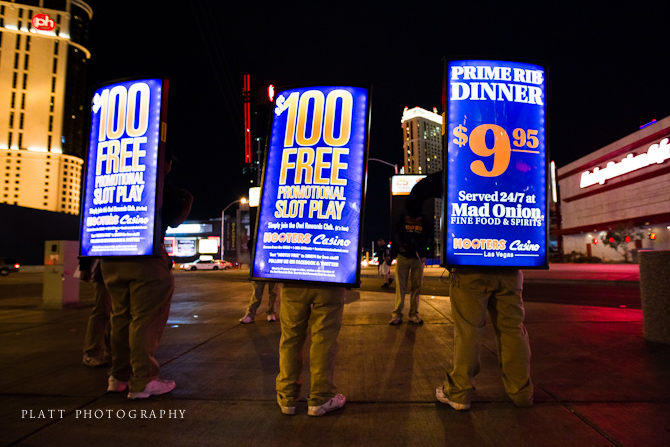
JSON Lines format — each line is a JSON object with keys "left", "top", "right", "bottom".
{"left": 83, "top": 1, "right": 670, "bottom": 246}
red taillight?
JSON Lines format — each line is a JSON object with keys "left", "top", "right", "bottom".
{"left": 14, "top": 263, "right": 20, "bottom": 269}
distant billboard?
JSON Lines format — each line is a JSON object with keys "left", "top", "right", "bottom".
{"left": 443, "top": 60, "right": 548, "bottom": 268}
{"left": 391, "top": 175, "right": 427, "bottom": 196}
{"left": 80, "top": 78, "right": 168, "bottom": 257}
{"left": 251, "top": 86, "right": 370, "bottom": 286}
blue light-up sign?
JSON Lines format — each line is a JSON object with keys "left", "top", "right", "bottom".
{"left": 251, "top": 86, "right": 370, "bottom": 286}
{"left": 444, "top": 60, "right": 548, "bottom": 268}
{"left": 80, "top": 78, "right": 166, "bottom": 257}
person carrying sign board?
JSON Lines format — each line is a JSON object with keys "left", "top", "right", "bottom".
{"left": 408, "top": 171, "right": 533, "bottom": 410}
{"left": 389, "top": 201, "right": 433, "bottom": 325}
{"left": 102, "top": 152, "right": 193, "bottom": 399}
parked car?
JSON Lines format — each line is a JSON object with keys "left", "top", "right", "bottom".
{"left": 214, "top": 260, "right": 233, "bottom": 270}
{"left": 180, "top": 259, "right": 227, "bottom": 271}
{"left": 0, "top": 257, "right": 20, "bottom": 276}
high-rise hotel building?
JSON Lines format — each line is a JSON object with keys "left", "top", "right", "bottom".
{"left": 401, "top": 106, "right": 443, "bottom": 258}
{"left": 0, "top": 0, "right": 92, "bottom": 214}
{"left": 401, "top": 106, "right": 443, "bottom": 175}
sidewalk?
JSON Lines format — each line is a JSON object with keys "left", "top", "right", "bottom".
{"left": 1, "top": 266, "right": 668, "bottom": 447}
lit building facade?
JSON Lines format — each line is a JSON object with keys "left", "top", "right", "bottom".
{"left": 401, "top": 106, "right": 443, "bottom": 175}
{"left": 400, "top": 106, "right": 443, "bottom": 260}
{"left": 0, "top": 0, "right": 92, "bottom": 214}
{"left": 556, "top": 115, "right": 670, "bottom": 262}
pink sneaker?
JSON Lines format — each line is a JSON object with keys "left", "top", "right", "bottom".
{"left": 127, "top": 378, "right": 176, "bottom": 399}
{"left": 107, "top": 376, "right": 128, "bottom": 392}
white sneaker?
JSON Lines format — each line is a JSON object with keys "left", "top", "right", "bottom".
{"left": 277, "top": 396, "right": 296, "bottom": 415}
{"left": 308, "top": 394, "right": 346, "bottom": 416}
{"left": 267, "top": 313, "right": 276, "bottom": 322}
{"left": 408, "top": 315, "right": 423, "bottom": 324}
{"left": 107, "top": 376, "right": 128, "bottom": 392}
{"left": 436, "top": 387, "right": 470, "bottom": 410}
{"left": 239, "top": 314, "right": 255, "bottom": 324}
{"left": 127, "top": 378, "right": 176, "bottom": 399}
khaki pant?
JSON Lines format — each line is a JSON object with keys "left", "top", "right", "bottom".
{"left": 392, "top": 253, "right": 425, "bottom": 319}
{"left": 276, "top": 284, "right": 344, "bottom": 407}
{"left": 443, "top": 268, "right": 533, "bottom": 406}
{"left": 101, "top": 248, "right": 174, "bottom": 393}
{"left": 82, "top": 266, "right": 112, "bottom": 358}
{"left": 246, "top": 281, "right": 279, "bottom": 317}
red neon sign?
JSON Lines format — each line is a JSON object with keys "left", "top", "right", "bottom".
{"left": 243, "top": 75, "right": 251, "bottom": 164}
{"left": 268, "top": 85, "right": 275, "bottom": 102}
{"left": 32, "top": 13, "right": 55, "bottom": 31}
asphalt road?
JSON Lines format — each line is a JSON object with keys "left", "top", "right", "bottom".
{"left": 0, "top": 267, "right": 641, "bottom": 309}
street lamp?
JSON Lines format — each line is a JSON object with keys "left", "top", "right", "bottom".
{"left": 367, "top": 157, "right": 398, "bottom": 254}
{"left": 368, "top": 158, "right": 398, "bottom": 174}
{"left": 221, "top": 198, "right": 247, "bottom": 261}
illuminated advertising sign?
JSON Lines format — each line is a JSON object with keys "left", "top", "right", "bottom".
{"left": 391, "top": 175, "right": 427, "bottom": 196}
{"left": 579, "top": 137, "right": 670, "bottom": 188}
{"left": 80, "top": 78, "right": 167, "bottom": 257}
{"left": 249, "top": 187, "right": 261, "bottom": 207}
{"left": 252, "top": 86, "right": 370, "bottom": 286}
{"left": 444, "top": 60, "right": 548, "bottom": 268}
{"left": 32, "top": 14, "right": 55, "bottom": 31}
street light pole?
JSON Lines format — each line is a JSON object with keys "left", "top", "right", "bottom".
{"left": 221, "top": 198, "right": 247, "bottom": 261}
{"left": 368, "top": 158, "right": 398, "bottom": 174}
